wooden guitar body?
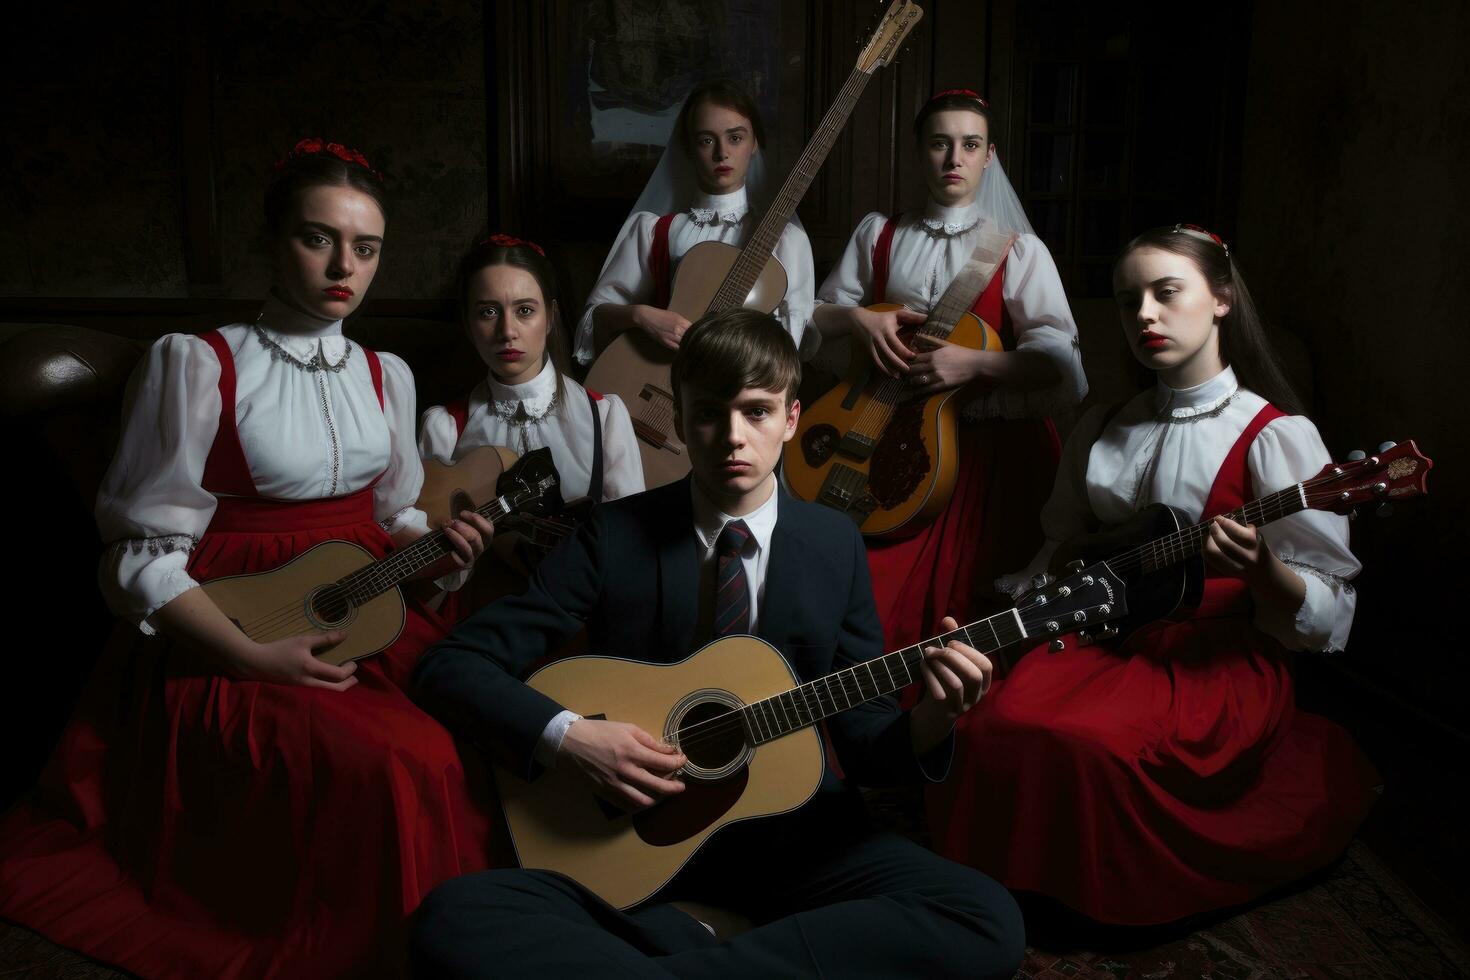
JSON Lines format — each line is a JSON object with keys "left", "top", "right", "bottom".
{"left": 497, "top": 636, "right": 822, "bottom": 910}
{"left": 201, "top": 540, "right": 405, "bottom": 667}
{"left": 1049, "top": 503, "right": 1204, "bottom": 645}
{"left": 584, "top": 240, "right": 788, "bottom": 490}
{"left": 785, "top": 305, "right": 1003, "bottom": 537}
{"left": 419, "top": 444, "right": 519, "bottom": 528}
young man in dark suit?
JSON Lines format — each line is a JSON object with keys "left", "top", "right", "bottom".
{"left": 411, "top": 308, "right": 1024, "bottom": 978}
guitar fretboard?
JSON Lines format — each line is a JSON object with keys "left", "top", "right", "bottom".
{"left": 707, "top": 66, "right": 876, "bottom": 315}
{"left": 332, "top": 494, "right": 516, "bottom": 604}
{"left": 736, "top": 610, "right": 1028, "bottom": 745}
{"left": 1124, "top": 484, "right": 1309, "bottom": 576}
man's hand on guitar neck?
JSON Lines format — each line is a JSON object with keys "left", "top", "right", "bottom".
{"left": 559, "top": 719, "right": 688, "bottom": 810}
{"left": 910, "top": 615, "right": 994, "bottom": 754}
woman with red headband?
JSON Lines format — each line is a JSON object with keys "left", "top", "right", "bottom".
{"left": 812, "top": 90, "right": 1087, "bottom": 655}
{"left": 931, "top": 224, "right": 1377, "bottom": 925}
{"left": 419, "top": 235, "right": 644, "bottom": 616}
{"left": 0, "top": 140, "right": 499, "bottom": 978}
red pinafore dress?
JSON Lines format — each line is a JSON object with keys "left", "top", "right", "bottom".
{"left": 862, "top": 217, "right": 1062, "bottom": 654}
{"left": 0, "top": 331, "right": 498, "bottom": 978}
{"left": 927, "top": 405, "right": 1380, "bottom": 925}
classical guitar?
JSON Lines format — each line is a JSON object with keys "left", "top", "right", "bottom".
{"left": 203, "top": 448, "right": 563, "bottom": 666}
{"left": 419, "top": 444, "right": 592, "bottom": 573}
{"left": 1026, "top": 440, "right": 1433, "bottom": 650}
{"left": 785, "top": 229, "right": 1014, "bottom": 537}
{"left": 496, "top": 565, "right": 1124, "bottom": 909}
{"left": 584, "top": 0, "right": 925, "bottom": 490}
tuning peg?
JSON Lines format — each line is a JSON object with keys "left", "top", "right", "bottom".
{"left": 1048, "top": 639, "right": 1066, "bottom": 652}
{"left": 1031, "top": 573, "right": 1052, "bottom": 590}
{"left": 1377, "top": 441, "right": 1397, "bottom": 452}
{"left": 1066, "top": 560, "right": 1086, "bottom": 573}
{"left": 1347, "top": 450, "right": 1367, "bottom": 461}
{"left": 1377, "top": 502, "right": 1394, "bottom": 518}
{"left": 1349, "top": 509, "right": 1359, "bottom": 522}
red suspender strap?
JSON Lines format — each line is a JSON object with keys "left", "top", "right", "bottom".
{"left": 363, "top": 346, "right": 385, "bottom": 409}
{"left": 198, "top": 330, "right": 258, "bottom": 497}
{"left": 1201, "top": 403, "right": 1288, "bottom": 520}
{"left": 650, "top": 213, "right": 677, "bottom": 309}
{"left": 870, "top": 215, "right": 900, "bottom": 304}
{"left": 445, "top": 398, "right": 470, "bottom": 440}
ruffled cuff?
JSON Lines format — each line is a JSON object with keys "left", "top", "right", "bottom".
{"left": 534, "top": 709, "right": 583, "bottom": 769}
{"left": 435, "top": 566, "right": 472, "bottom": 593}
{"left": 1280, "top": 558, "right": 1356, "bottom": 652}
{"left": 961, "top": 333, "right": 1087, "bottom": 421}
{"left": 381, "top": 504, "right": 430, "bottom": 538}
{"left": 100, "top": 539, "right": 200, "bottom": 635}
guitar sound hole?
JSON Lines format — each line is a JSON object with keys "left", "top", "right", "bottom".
{"left": 678, "top": 701, "right": 746, "bottom": 773}
{"left": 307, "top": 586, "right": 354, "bottom": 629}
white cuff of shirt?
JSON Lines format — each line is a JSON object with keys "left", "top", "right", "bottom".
{"left": 534, "top": 709, "right": 583, "bottom": 769}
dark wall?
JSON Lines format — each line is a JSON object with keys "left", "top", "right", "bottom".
{"left": 3, "top": 1, "right": 488, "bottom": 305}
{"left": 1237, "top": 0, "right": 1470, "bottom": 726}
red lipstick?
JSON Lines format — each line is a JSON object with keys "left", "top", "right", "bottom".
{"left": 1138, "top": 331, "right": 1168, "bottom": 350}
{"left": 497, "top": 349, "right": 524, "bottom": 362}
{"left": 324, "top": 285, "right": 354, "bottom": 301}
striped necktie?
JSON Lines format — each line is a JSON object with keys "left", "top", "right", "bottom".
{"left": 714, "top": 520, "right": 752, "bottom": 636}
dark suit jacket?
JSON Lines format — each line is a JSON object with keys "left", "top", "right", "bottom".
{"left": 414, "top": 478, "right": 950, "bottom": 795}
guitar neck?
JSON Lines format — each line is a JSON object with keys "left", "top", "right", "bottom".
{"left": 708, "top": 66, "right": 876, "bottom": 314}
{"left": 736, "top": 608, "right": 1030, "bottom": 746}
{"left": 1116, "top": 485, "right": 1309, "bottom": 578}
{"left": 333, "top": 494, "right": 515, "bottom": 603}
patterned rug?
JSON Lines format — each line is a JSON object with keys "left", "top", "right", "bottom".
{"left": 1017, "top": 842, "right": 1467, "bottom": 979}
{"left": 1, "top": 842, "right": 1463, "bottom": 979}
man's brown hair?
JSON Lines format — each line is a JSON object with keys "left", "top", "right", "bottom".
{"left": 670, "top": 308, "right": 800, "bottom": 407}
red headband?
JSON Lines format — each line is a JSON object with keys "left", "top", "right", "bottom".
{"left": 929, "top": 88, "right": 989, "bottom": 109}
{"left": 274, "top": 137, "right": 383, "bottom": 182}
{"left": 480, "top": 233, "right": 546, "bottom": 257}
{"left": 1173, "top": 222, "right": 1230, "bottom": 255}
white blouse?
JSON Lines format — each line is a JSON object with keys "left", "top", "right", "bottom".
{"left": 1001, "top": 366, "right": 1360, "bottom": 652}
{"left": 573, "top": 186, "right": 816, "bottom": 362}
{"left": 816, "top": 199, "right": 1087, "bottom": 420}
{"left": 96, "top": 297, "right": 431, "bottom": 633}
{"left": 418, "top": 357, "right": 645, "bottom": 503}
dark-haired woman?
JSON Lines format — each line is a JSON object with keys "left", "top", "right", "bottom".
{"left": 577, "top": 79, "right": 815, "bottom": 363}
{"left": 930, "top": 225, "right": 1378, "bottom": 925}
{"left": 420, "top": 235, "right": 643, "bottom": 617}
{"left": 812, "top": 90, "right": 1086, "bottom": 654}
{"left": 0, "top": 140, "right": 498, "bottom": 978}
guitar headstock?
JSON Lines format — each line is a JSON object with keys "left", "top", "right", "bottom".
{"left": 496, "top": 447, "right": 564, "bottom": 518}
{"left": 856, "top": 0, "right": 923, "bottom": 73}
{"left": 1015, "top": 562, "right": 1128, "bottom": 642}
{"left": 1306, "top": 440, "right": 1432, "bottom": 516}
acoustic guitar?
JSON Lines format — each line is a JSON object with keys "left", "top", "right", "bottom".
{"left": 784, "top": 230, "right": 1013, "bottom": 537}
{"left": 496, "top": 565, "right": 1123, "bottom": 910}
{"left": 584, "top": 0, "right": 925, "bottom": 490}
{"left": 1027, "top": 439, "right": 1433, "bottom": 651}
{"left": 203, "top": 448, "right": 563, "bottom": 666}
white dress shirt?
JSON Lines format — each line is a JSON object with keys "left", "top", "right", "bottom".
{"left": 815, "top": 199, "right": 1087, "bottom": 420}
{"left": 418, "top": 357, "right": 645, "bottom": 503}
{"left": 573, "top": 185, "right": 817, "bottom": 362}
{"left": 96, "top": 296, "right": 431, "bottom": 632}
{"left": 999, "top": 366, "right": 1361, "bottom": 652}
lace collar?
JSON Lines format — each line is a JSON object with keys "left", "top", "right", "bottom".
{"left": 689, "top": 186, "right": 749, "bottom": 226}
{"left": 487, "top": 357, "right": 558, "bottom": 423}
{"left": 1153, "top": 366, "right": 1240, "bottom": 422}
{"left": 253, "top": 294, "right": 350, "bottom": 370}
{"left": 920, "top": 199, "right": 985, "bottom": 236}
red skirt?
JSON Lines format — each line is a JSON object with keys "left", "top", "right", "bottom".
{"left": 927, "top": 581, "right": 1380, "bottom": 925}
{"left": 0, "top": 491, "right": 498, "bottom": 978}
{"left": 866, "top": 418, "right": 1060, "bottom": 652}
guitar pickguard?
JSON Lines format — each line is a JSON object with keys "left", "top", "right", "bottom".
{"left": 866, "top": 399, "right": 931, "bottom": 509}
